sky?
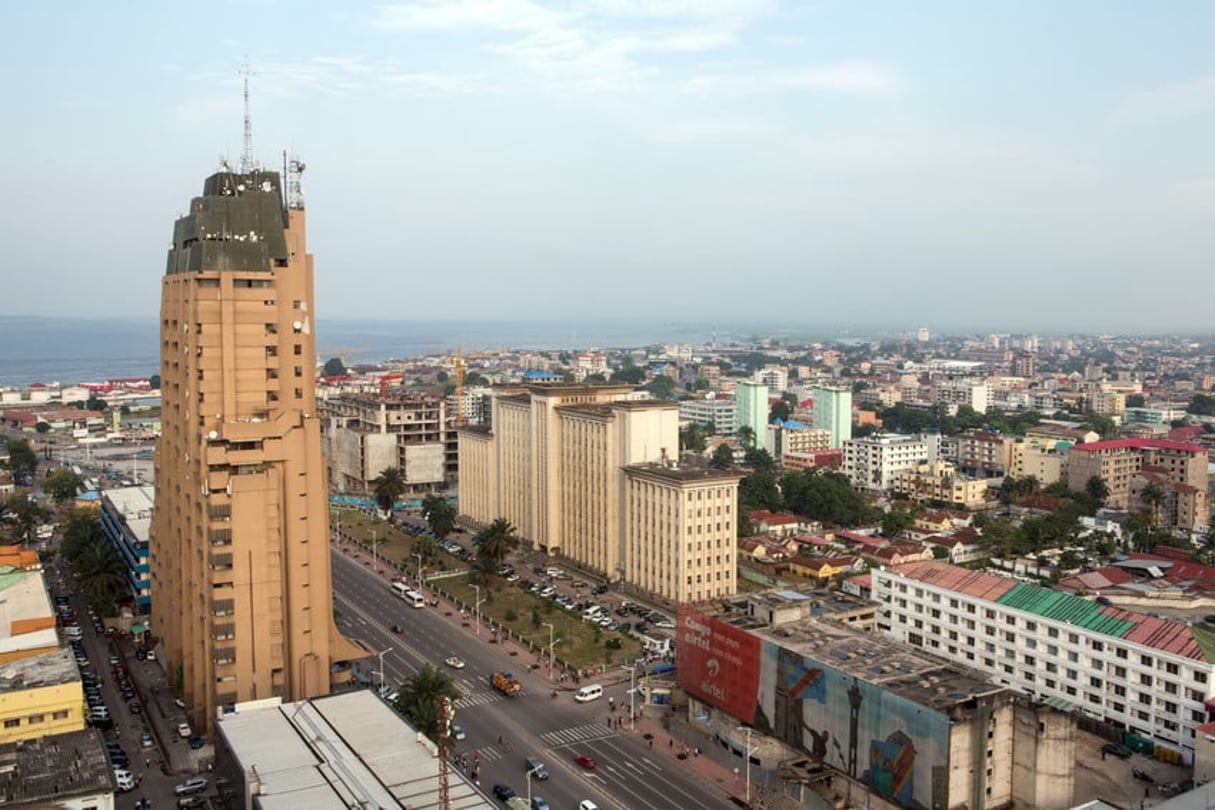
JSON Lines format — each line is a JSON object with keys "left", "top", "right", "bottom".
{"left": 2, "top": 1, "right": 1213, "bottom": 334}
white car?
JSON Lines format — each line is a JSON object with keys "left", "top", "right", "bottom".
{"left": 177, "top": 722, "right": 192, "bottom": 738}
{"left": 113, "top": 768, "right": 137, "bottom": 792}
{"left": 452, "top": 723, "right": 467, "bottom": 741}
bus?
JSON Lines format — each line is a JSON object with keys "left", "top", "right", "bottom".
{"left": 390, "top": 581, "right": 426, "bottom": 608}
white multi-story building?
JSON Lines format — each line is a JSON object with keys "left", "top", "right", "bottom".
{"left": 933, "top": 379, "right": 991, "bottom": 414}
{"left": 678, "top": 397, "right": 738, "bottom": 436}
{"left": 755, "top": 366, "right": 788, "bottom": 392}
{"left": 843, "top": 433, "right": 931, "bottom": 493}
{"left": 873, "top": 561, "right": 1215, "bottom": 763}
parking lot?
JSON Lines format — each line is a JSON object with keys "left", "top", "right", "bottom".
{"left": 1074, "top": 728, "right": 1193, "bottom": 807}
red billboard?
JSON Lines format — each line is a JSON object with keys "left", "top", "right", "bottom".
{"left": 676, "top": 606, "right": 762, "bottom": 722}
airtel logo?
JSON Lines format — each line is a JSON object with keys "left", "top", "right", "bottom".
{"left": 706, "top": 658, "right": 720, "bottom": 678}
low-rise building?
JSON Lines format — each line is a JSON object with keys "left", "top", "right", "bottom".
{"left": 0, "top": 728, "right": 115, "bottom": 806}
{"left": 678, "top": 396, "right": 737, "bottom": 436}
{"left": 99, "top": 485, "right": 153, "bottom": 615}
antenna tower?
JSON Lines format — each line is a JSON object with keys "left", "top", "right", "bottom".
{"left": 240, "top": 59, "right": 255, "bottom": 173}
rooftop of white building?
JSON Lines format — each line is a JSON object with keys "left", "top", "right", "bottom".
{"left": 880, "top": 561, "right": 1215, "bottom": 663}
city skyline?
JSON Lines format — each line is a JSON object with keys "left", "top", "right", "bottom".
{"left": 3, "top": 2, "right": 1213, "bottom": 331}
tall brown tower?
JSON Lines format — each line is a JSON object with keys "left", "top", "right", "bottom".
{"left": 151, "top": 161, "right": 365, "bottom": 732}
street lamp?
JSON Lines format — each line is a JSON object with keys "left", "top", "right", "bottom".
{"left": 378, "top": 647, "right": 394, "bottom": 696}
{"left": 413, "top": 552, "right": 424, "bottom": 584}
{"left": 737, "top": 726, "right": 755, "bottom": 805}
{"left": 525, "top": 766, "right": 534, "bottom": 804}
{"left": 472, "top": 585, "right": 485, "bottom": 637}
{"left": 370, "top": 529, "right": 378, "bottom": 574}
{"left": 622, "top": 658, "right": 643, "bottom": 730}
{"left": 542, "top": 622, "right": 556, "bottom": 680}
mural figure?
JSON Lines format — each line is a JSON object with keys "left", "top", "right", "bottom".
{"left": 847, "top": 676, "right": 863, "bottom": 778}
{"left": 867, "top": 730, "right": 916, "bottom": 806}
{"left": 772, "top": 648, "right": 826, "bottom": 749}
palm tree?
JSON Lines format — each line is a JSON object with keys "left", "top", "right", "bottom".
{"left": 1139, "top": 483, "right": 1166, "bottom": 529}
{"left": 473, "top": 517, "right": 520, "bottom": 567}
{"left": 420, "top": 494, "right": 456, "bottom": 539}
{"left": 371, "top": 467, "right": 407, "bottom": 518}
{"left": 392, "top": 663, "right": 461, "bottom": 739}
{"left": 737, "top": 425, "right": 756, "bottom": 450}
{"left": 74, "top": 539, "right": 128, "bottom": 615}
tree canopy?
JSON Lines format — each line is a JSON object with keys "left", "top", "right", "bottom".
{"left": 371, "top": 467, "right": 407, "bottom": 516}
{"left": 43, "top": 468, "right": 84, "bottom": 503}
{"left": 420, "top": 494, "right": 456, "bottom": 539}
{"left": 392, "top": 664, "right": 461, "bottom": 741}
{"left": 322, "top": 357, "right": 347, "bottom": 376}
{"left": 473, "top": 517, "right": 520, "bottom": 567}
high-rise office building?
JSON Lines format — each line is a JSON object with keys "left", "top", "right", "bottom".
{"left": 734, "top": 381, "right": 769, "bottom": 447}
{"left": 151, "top": 162, "right": 365, "bottom": 733}
{"left": 812, "top": 386, "right": 852, "bottom": 449}
{"left": 458, "top": 384, "right": 741, "bottom": 603}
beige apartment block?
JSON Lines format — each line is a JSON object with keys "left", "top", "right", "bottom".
{"left": 892, "top": 461, "right": 989, "bottom": 509}
{"left": 954, "top": 429, "right": 1012, "bottom": 478}
{"left": 1067, "top": 438, "right": 1208, "bottom": 512}
{"left": 623, "top": 465, "right": 740, "bottom": 603}
{"left": 152, "top": 168, "right": 365, "bottom": 734}
{"left": 458, "top": 384, "right": 741, "bottom": 602}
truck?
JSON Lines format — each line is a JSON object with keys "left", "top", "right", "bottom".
{"left": 491, "top": 671, "right": 522, "bottom": 696}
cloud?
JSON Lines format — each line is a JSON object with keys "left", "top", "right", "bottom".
{"left": 373, "top": 0, "right": 757, "bottom": 92}
{"left": 685, "top": 61, "right": 901, "bottom": 96}
{"left": 372, "top": 0, "right": 565, "bottom": 32}
{"left": 1112, "top": 73, "right": 1215, "bottom": 125}
{"left": 649, "top": 116, "right": 776, "bottom": 143}
{"left": 384, "top": 71, "right": 487, "bottom": 96}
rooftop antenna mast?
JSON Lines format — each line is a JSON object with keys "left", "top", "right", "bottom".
{"left": 240, "top": 58, "right": 255, "bottom": 173}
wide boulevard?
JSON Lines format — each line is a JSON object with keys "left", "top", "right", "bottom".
{"left": 331, "top": 547, "right": 731, "bottom": 810}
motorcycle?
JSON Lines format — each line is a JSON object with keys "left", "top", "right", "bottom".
{"left": 391, "top": 625, "right": 403, "bottom": 635}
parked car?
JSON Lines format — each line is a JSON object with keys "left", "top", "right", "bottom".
{"left": 531, "top": 798, "right": 550, "bottom": 810}
{"left": 1102, "top": 743, "right": 1133, "bottom": 759}
{"left": 173, "top": 776, "right": 209, "bottom": 796}
{"left": 113, "top": 768, "right": 137, "bottom": 792}
{"left": 188, "top": 733, "right": 205, "bottom": 750}
{"left": 177, "top": 722, "right": 192, "bottom": 738}
{"left": 492, "top": 784, "right": 517, "bottom": 801}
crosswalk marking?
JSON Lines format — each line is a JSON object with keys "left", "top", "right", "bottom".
{"left": 539, "top": 722, "right": 617, "bottom": 747}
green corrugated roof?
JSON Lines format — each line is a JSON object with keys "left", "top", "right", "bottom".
{"left": 996, "top": 583, "right": 1136, "bottom": 637}
{"left": 0, "top": 570, "right": 35, "bottom": 590}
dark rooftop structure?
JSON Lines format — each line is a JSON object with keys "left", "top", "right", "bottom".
{"left": 0, "top": 728, "right": 114, "bottom": 804}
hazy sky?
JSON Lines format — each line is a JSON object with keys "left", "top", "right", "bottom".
{"left": 3, "top": 1, "right": 1213, "bottom": 333}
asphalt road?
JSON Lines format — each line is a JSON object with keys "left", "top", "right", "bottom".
{"left": 331, "top": 548, "right": 730, "bottom": 810}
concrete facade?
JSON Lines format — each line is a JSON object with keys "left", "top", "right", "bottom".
{"left": 319, "top": 393, "right": 449, "bottom": 496}
{"left": 678, "top": 397, "right": 738, "bottom": 436}
{"left": 1067, "top": 439, "right": 1208, "bottom": 514}
{"left": 458, "top": 384, "right": 740, "bottom": 602}
{"left": 622, "top": 464, "right": 740, "bottom": 603}
{"left": 843, "top": 434, "right": 931, "bottom": 493}
{"left": 152, "top": 168, "right": 366, "bottom": 733}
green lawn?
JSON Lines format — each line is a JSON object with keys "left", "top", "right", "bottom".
{"left": 332, "top": 509, "right": 642, "bottom": 673}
